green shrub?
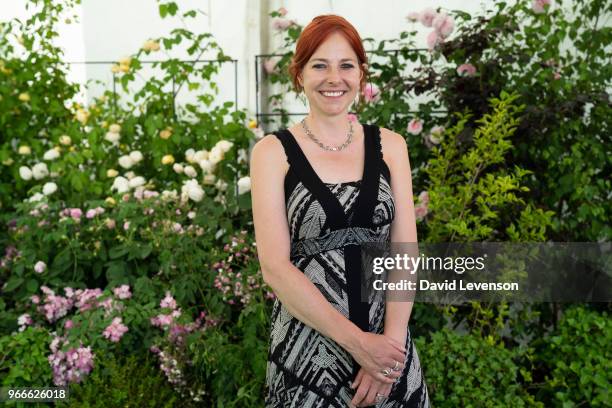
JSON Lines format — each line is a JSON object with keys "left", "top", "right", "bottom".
{"left": 416, "top": 327, "right": 542, "bottom": 407}
{"left": 59, "top": 352, "right": 179, "bottom": 408}
{"left": 0, "top": 326, "right": 52, "bottom": 387}
{"left": 535, "top": 306, "right": 611, "bottom": 407}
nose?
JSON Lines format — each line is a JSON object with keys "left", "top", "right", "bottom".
{"left": 326, "top": 66, "right": 342, "bottom": 84}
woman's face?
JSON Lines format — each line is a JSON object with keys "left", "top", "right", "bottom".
{"left": 298, "top": 31, "right": 364, "bottom": 118}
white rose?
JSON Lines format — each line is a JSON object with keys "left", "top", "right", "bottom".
{"left": 184, "top": 165, "right": 197, "bottom": 178}
{"left": 43, "top": 148, "right": 60, "bottom": 160}
{"left": 215, "top": 140, "right": 233, "bottom": 153}
{"left": 161, "top": 189, "right": 178, "bottom": 201}
{"left": 129, "top": 150, "right": 143, "bottom": 163}
{"left": 237, "top": 176, "right": 251, "bottom": 195}
{"left": 185, "top": 148, "right": 196, "bottom": 163}
{"left": 32, "top": 162, "right": 49, "bottom": 180}
{"left": 203, "top": 174, "right": 216, "bottom": 184}
{"left": 128, "top": 176, "right": 146, "bottom": 188}
{"left": 42, "top": 182, "right": 57, "bottom": 195}
{"left": 215, "top": 179, "right": 228, "bottom": 191}
{"left": 118, "top": 155, "right": 133, "bottom": 169}
{"left": 181, "top": 179, "right": 204, "bottom": 202}
{"left": 237, "top": 148, "right": 248, "bottom": 164}
{"left": 111, "top": 176, "right": 130, "bottom": 193}
{"left": 109, "top": 123, "right": 121, "bottom": 133}
{"left": 194, "top": 150, "right": 209, "bottom": 162}
{"left": 173, "top": 163, "right": 184, "bottom": 174}
{"left": 28, "top": 192, "right": 45, "bottom": 202}
{"left": 19, "top": 166, "right": 33, "bottom": 180}
{"left": 124, "top": 171, "right": 135, "bottom": 180}
{"left": 104, "top": 131, "right": 120, "bottom": 144}
{"left": 198, "top": 159, "right": 214, "bottom": 174}
{"left": 59, "top": 135, "right": 72, "bottom": 145}
{"left": 208, "top": 146, "right": 224, "bottom": 164}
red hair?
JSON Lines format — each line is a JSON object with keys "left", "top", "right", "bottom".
{"left": 288, "top": 15, "right": 369, "bottom": 95}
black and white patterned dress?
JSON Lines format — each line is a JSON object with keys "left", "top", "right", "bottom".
{"left": 265, "top": 124, "right": 430, "bottom": 407}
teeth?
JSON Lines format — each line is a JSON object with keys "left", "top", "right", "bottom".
{"left": 321, "top": 91, "right": 344, "bottom": 97}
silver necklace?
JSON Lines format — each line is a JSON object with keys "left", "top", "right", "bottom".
{"left": 301, "top": 117, "right": 353, "bottom": 152}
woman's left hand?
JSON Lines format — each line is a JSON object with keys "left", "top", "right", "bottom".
{"left": 350, "top": 367, "right": 393, "bottom": 407}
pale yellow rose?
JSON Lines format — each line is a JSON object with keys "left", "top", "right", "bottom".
{"left": 105, "top": 197, "right": 116, "bottom": 206}
{"left": 161, "top": 154, "right": 175, "bottom": 165}
{"left": 109, "top": 123, "right": 121, "bottom": 133}
{"left": 18, "top": 92, "right": 30, "bottom": 102}
{"left": 59, "top": 135, "right": 72, "bottom": 145}
{"left": 107, "top": 169, "right": 119, "bottom": 178}
{"left": 18, "top": 145, "right": 31, "bottom": 155}
{"left": 159, "top": 128, "right": 172, "bottom": 139}
{"left": 248, "top": 119, "right": 257, "bottom": 129}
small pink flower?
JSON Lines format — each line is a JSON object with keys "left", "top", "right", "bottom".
{"left": 18, "top": 313, "right": 33, "bottom": 331}
{"left": 457, "top": 63, "right": 476, "bottom": 77}
{"left": 272, "top": 18, "right": 294, "bottom": 31}
{"left": 263, "top": 58, "right": 279, "bottom": 75}
{"left": 418, "top": 7, "right": 437, "bottom": 27}
{"left": 362, "top": 83, "right": 380, "bottom": 103}
{"left": 406, "top": 11, "right": 420, "bottom": 22}
{"left": 553, "top": 71, "right": 561, "bottom": 80}
{"left": 278, "top": 7, "right": 288, "bottom": 16}
{"left": 532, "top": 0, "right": 551, "bottom": 14}
{"left": 418, "top": 191, "right": 430, "bottom": 205}
{"left": 34, "top": 261, "right": 47, "bottom": 274}
{"left": 415, "top": 205, "right": 429, "bottom": 221}
{"left": 160, "top": 291, "right": 177, "bottom": 310}
{"left": 427, "top": 31, "right": 441, "bottom": 51}
{"left": 113, "top": 284, "right": 131, "bottom": 299}
{"left": 432, "top": 12, "right": 454, "bottom": 38}
{"left": 407, "top": 118, "right": 423, "bottom": 135}
{"left": 31, "top": 295, "right": 40, "bottom": 304}
{"left": 69, "top": 208, "right": 82, "bottom": 220}
{"left": 347, "top": 113, "right": 358, "bottom": 123}
{"left": 102, "top": 317, "right": 128, "bottom": 342}
{"left": 86, "top": 209, "right": 96, "bottom": 219}
{"left": 64, "top": 320, "right": 73, "bottom": 329}
{"left": 105, "top": 218, "right": 116, "bottom": 229}
{"left": 123, "top": 221, "right": 130, "bottom": 231}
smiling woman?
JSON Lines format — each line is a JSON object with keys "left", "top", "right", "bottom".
{"left": 250, "top": 14, "right": 430, "bottom": 408}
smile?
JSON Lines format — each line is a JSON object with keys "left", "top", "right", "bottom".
{"left": 319, "top": 91, "right": 346, "bottom": 98}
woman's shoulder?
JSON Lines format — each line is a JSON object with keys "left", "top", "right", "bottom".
{"left": 250, "top": 132, "right": 289, "bottom": 168}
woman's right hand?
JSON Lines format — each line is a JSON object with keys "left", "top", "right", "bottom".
{"left": 349, "top": 332, "right": 407, "bottom": 384}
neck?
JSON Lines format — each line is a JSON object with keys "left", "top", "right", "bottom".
{"left": 305, "top": 110, "right": 350, "bottom": 140}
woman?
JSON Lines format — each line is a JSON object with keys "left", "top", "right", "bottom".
{"left": 250, "top": 15, "right": 430, "bottom": 408}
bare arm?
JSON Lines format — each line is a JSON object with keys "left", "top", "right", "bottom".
{"left": 250, "top": 135, "right": 363, "bottom": 353}
{"left": 250, "top": 134, "right": 406, "bottom": 383}
{"left": 381, "top": 129, "right": 419, "bottom": 344}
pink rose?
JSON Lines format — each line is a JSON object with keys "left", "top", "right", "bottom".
{"left": 263, "top": 58, "right": 279, "bottom": 75}
{"left": 102, "top": 317, "right": 128, "bottom": 342}
{"left": 278, "top": 7, "right": 288, "bottom": 16}
{"left": 64, "top": 320, "right": 73, "bottom": 329}
{"left": 427, "top": 31, "right": 441, "bottom": 51}
{"left": 418, "top": 191, "right": 430, "bottom": 205}
{"left": 532, "top": 0, "right": 551, "bottom": 14}
{"left": 415, "top": 205, "right": 428, "bottom": 221}
{"left": 406, "top": 11, "right": 420, "bottom": 22}
{"left": 272, "top": 18, "right": 294, "bottom": 31}
{"left": 432, "top": 12, "right": 454, "bottom": 38}
{"left": 419, "top": 7, "right": 437, "bottom": 27}
{"left": 113, "top": 284, "right": 132, "bottom": 300}
{"left": 86, "top": 209, "right": 97, "bottom": 219}
{"left": 347, "top": 113, "right": 358, "bottom": 123}
{"left": 457, "top": 63, "right": 477, "bottom": 76}
{"left": 69, "top": 208, "right": 82, "bottom": 220}
{"left": 362, "top": 83, "right": 380, "bottom": 103}
{"left": 407, "top": 118, "right": 423, "bottom": 135}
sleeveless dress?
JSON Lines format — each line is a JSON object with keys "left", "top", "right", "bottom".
{"left": 265, "top": 124, "right": 430, "bottom": 407}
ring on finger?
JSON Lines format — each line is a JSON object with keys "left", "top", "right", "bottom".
{"left": 381, "top": 368, "right": 392, "bottom": 377}
{"left": 392, "top": 360, "right": 400, "bottom": 371}
{"left": 375, "top": 393, "right": 385, "bottom": 402}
